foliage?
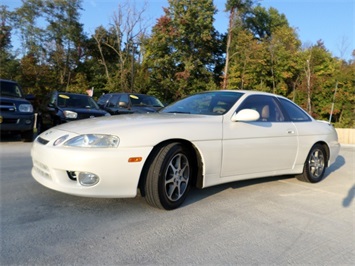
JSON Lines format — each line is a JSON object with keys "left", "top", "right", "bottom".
{"left": 1, "top": 0, "right": 354, "bottom": 128}
{"left": 143, "top": 0, "right": 223, "bottom": 102}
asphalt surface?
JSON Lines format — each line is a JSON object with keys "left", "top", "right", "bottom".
{"left": 0, "top": 139, "right": 354, "bottom": 265}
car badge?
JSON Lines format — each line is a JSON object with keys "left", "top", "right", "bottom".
{"left": 44, "top": 130, "right": 53, "bottom": 136}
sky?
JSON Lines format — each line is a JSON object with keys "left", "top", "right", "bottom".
{"left": 3, "top": 0, "right": 354, "bottom": 60}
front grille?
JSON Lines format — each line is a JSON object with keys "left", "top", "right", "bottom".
{"left": 0, "top": 103, "right": 16, "bottom": 112}
{"left": 1, "top": 118, "right": 18, "bottom": 124}
{"left": 36, "top": 136, "right": 49, "bottom": 145}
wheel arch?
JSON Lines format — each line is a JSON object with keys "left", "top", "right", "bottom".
{"left": 138, "top": 138, "right": 204, "bottom": 197}
{"left": 313, "top": 141, "right": 330, "bottom": 167}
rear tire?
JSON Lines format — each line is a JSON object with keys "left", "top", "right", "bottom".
{"left": 145, "top": 142, "right": 192, "bottom": 210}
{"left": 297, "top": 144, "right": 326, "bottom": 183}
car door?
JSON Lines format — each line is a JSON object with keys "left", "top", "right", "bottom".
{"left": 221, "top": 95, "right": 298, "bottom": 178}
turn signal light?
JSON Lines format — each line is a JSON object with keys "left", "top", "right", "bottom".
{"left": 128, "top": 157, "right": 142, "bottom": 163}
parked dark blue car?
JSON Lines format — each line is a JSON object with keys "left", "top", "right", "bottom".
{"left": 38, "top": 91, "right": 110, "bottom": 132}
{"left": 0, "top": 79, "right": 35, "bottom": 141}
{"left": 97, "top": 93, "right": 164, "bottom": 115}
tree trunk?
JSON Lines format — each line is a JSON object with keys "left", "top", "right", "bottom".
{"left": 223, "top": 8, "right": 235, "bottom": 89}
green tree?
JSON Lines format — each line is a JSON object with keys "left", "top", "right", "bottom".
{"left": 144, "top": 0, "right": 222, "bottom": 102}
{"left": 333, "top": 56, "right": 355, "bottom": 128}
{"left": 228, "top": 6, "right": 301, "bottom": 96}
{"left": 43, "top": 0, "right": 86, "bottom": 89}
{"left": 0, "top": 5, "right": 20, "bottom": 80}
{"left": 245, "top": 6, "right": 288, "bottom": 40}
{"left": 13, "top": 0, "right": 44, "bottom": 57}
{"left": 90, "top": 1, "right": 150, "bottom": 93}
{"left": 223, "top": 0, "right": 255, "bottom": 89}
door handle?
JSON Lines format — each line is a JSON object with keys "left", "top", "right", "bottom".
{"left": 287, "top": 130, "right": 295, "bottom": 134}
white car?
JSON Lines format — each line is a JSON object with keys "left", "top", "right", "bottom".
{"left": 31, "top": 90, "right": 340, "bottom": 210}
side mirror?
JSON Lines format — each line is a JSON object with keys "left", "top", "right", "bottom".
{"left": 25, "top": 94, "right": 35, "bottom": 101}
{"left": 231, "top": 109, "right": 260, "bottom": 122}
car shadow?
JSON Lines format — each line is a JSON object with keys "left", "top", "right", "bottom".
{"left": 183, "top": 155, "right": 346, "bottom": 209}
{"left": 183, "top": 175, "right": 294, "bottom": 208}
{"left": 323, "top": 155, "right": 345, "bottom": 179}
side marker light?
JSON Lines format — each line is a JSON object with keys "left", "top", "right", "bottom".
{"left": 128, "top": 157, "right": 142, "bottom": 163}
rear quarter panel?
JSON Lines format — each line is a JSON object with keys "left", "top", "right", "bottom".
{"left": 294, "top": 120, "right": 340, "bottom": 167}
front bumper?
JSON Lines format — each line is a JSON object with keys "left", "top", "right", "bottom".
{"left": 31, "top": 138, "right": 152, "bottom": 198}
{"left": 0, "top": 112, "right": 34, "bottom": 132}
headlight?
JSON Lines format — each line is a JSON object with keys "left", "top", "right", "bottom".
{"left": 19, "top": 104, "right": 33, "bottom": 113}
{"left": 64, "top": 134, "right": 119, "bottom": 148}
{"left": 53, "top": 134, "right": 69, "bottom": 146}
{"left": 63, "top": 110, "right": 78, "bottom": 119}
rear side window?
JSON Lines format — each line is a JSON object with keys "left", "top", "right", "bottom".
{"left": 278, "top": 98, "right": 312, "bottom": 122}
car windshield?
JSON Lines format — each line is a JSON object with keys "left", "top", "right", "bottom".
{"left": 130, "top": 94, "right": 164, "bottom": 108}
{"left": 160, "top": 91, "right": 244, "bottom": 115}
{"left": 57, "top": 94, "right": 100, "bottom": 109}
{"left": 0, "top": 81, "right": 23, "bottom": 98}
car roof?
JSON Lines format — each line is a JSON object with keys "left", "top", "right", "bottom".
{"left": 0, "top": 79, "right": 18, "bottom": 84}
{"left": 103, "top": 92, "right": 155, "bottom": 96}
{"left": 212, "top": 90, "right": 289, "bottom": 100}
{"left": 57, "top": 91, "right": 90, "bottom": 97}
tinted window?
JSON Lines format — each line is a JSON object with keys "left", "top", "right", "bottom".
{"left": 58, "top": 94, "right": 100, "bottom": 109}
{"left": 0, "top": 81, "right": 23, "bottom": 98}
{"left": 130, "top": 94, "right": 164, "bottom": 107}
{"left": 237, "top": 95, "right": 285, "bottom": 122}
{"left": 278, "top": 98, "right": 311, "bottom": 122}
{"left": 120, "top": 94, "right": 129, "bottom": 105}
{"left": 161, "top": 91, "right": 243, "bottom": 115}
{"left": 107, "top": 95, "right": 120, "bottom": 108}
{"left": 97, "top": 94, "right": 111, "bottom": 107}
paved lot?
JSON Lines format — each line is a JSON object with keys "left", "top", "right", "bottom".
{"left": 0, "top": 140, "right": 354, "bottom": 265}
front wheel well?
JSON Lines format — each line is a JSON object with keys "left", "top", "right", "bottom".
{"left": 138, "top": 139, "right": 203, "bottom": 197}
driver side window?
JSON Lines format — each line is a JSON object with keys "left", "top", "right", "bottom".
{"left": 237, "top": 95, "right": 285, "bottom": 122}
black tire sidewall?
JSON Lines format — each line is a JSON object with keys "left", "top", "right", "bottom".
{"left": 157, "top": 143, "right": 192, "bottom": 210}
{"left": 305, "top": 144, "right": 326, "bottom": 183}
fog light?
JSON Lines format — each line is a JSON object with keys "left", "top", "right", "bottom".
{"left": 25, "top": 119, "right": 32, "bottom": 125}
{"left": 78, "top": 172, "right": 99, "bottom": 186}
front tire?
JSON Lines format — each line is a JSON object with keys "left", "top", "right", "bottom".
{"left": 145, "top": 142, "right": 192, "bottom": 210}
{"left": 297, "top": 144, "right": 327, "bottom": 183}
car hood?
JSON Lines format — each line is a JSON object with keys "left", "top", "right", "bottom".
{"left": 0, "top": 95, "right": 30, "bottom": 105}
{"left": 62, "top": 107, "right": 108, "bottom": 115}
{"left": 39, "top": 113, "right": 223, "bottom": 147}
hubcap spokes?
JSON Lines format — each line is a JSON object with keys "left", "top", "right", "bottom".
{"left": 165, "top": 154, "right": 190, "bottom": 201}
{"left": 309, "top": 149, "right": 325, "bottom": 178}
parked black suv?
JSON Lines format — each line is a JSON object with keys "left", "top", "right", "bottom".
{"left": 97, "top": 93, "right": 164, "bottom": 115}
{"left": 38, "top": 91, "right": 110, "bottom": 131}
{"left": 0, "top": 79, "right": 35, "bottom": 141}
